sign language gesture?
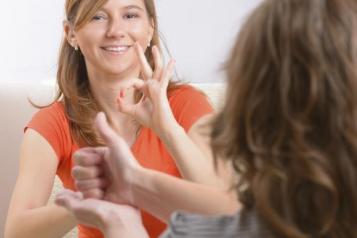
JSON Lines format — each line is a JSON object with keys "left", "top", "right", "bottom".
{"left": 72, "top": 112, "right": 141, "bottom": 205}
{"left": 117, "top": 42, "right": 177, "bottom": 136}
{"left": 55, "top": 189, "right": 149, "bottom": 238}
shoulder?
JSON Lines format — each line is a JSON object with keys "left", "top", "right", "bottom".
{"left": 161, "top": 209, "right": 273, "bottom": 238}
{"left": 34, "top": 101, "right": 66, "bottom": 118}
{"left": 28, "top": 102, "right": 65, "bottom": 119}
{"left": 168, "top": 84, "right": 208, "bottom": 102}
{"left": 166, "top": 84, "right": 213, "bottom": 132}
{"left": 28, "top": 102, "right": 67, "bottom": 128}
{"left": 26, "top": 101, "right": 73, "bottom": 160}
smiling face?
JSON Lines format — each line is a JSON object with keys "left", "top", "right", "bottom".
{"left": 67, "top": 0, "right": 154, "bottom": 78}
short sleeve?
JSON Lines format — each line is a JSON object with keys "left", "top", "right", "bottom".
{"left": 168, "top": 85, "right": 214, "bottom": 132}
{"left": 160, "top": 211, "right": 236, "bottom": 238}
{"left": 25, "top": 102, "right": 72, "bottom": 163}
{"left": 160, "top": 210, "right": 273, "bottom": 238}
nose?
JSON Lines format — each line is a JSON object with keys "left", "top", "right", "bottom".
{"left": 106, "top": 18, "right": 126, "bottom": 39}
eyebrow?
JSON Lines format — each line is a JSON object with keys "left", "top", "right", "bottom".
{"left": 100, "top": 5, "right": 145, "bottom": 12}
{"left": 123, "top": 5, "right": 145, "bottom": 11}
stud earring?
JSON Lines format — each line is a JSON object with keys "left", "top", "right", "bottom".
{"left": 147, "top": 41, "right": 151, "bottom": 48}
{"left": 72, "top": 41, "right": 79, "bottom": 51}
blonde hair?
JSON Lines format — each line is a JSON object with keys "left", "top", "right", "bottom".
{"left": 50, "top": 0, "right": 176, "bottom": 146}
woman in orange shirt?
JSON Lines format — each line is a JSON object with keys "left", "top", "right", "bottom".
{"left": 56, "top": 0, "right": 357, "bottom": 237}
{"left": 5, "top": 0, "right": 234, "bottom": 238}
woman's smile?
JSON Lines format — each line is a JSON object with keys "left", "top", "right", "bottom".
{"left": 101, "top": 44, "right": 133, "bottom": 56}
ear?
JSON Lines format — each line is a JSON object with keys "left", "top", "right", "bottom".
{"left": 63, "top": 20, "right": 77, "bottom": 48}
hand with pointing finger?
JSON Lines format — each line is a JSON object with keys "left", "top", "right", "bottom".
{"left": 116, "top": 42, "right": 178, "bottom": 137}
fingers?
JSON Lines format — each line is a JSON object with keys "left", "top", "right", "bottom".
{"left": 72, "top": 165, "right": 103, "bottom": 180}
{"left": 75, "top": 177, "right": 108, "bottom": 190}
{"left": 73, "top": 149, "right": 103, "bottom": 166}
{"left": 55, "top": 189, "right": 83, "bottom": 210}
{"left": 152, "top": 45, "right": 163, "bottom": 80}
{"left": 117, "top": 94, "right": 137, "bottom": 117}
{"left": 135, "top": 42, "right": 153, "bottom": 80}
{"left": 74, "top": 175, "right": 107, "bottom": 200}
{"left": 71, "top": 147, "right": 107, "bottom": 200}
{"left": 116, "top": 80, "right": 146, "bottom": 117}
{"left": 161, "top": 59, "right": 176, "bottom": 89}
{"left": 56, "top": 189, "right": 104, "bottom": 227}
{"left": 56, "top": 189, "right": 105, "bottom": 229}
{"left": 81, "top": 189, "right": 105, "bottom": 199}
{"left": 134, "top": 42, "right": 174, "bottom": 88}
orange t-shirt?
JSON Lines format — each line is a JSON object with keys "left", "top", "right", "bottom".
{"left": 26, "top": 85, "right": 213, "bottom": 238}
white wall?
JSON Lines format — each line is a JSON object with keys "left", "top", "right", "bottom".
{"left": 0, "top": 0, "right": 262, "bottom": 83}
{"left": 0, "top": 0, "right": 64, "bottom": 83}
{"left": 157, "top": 0, "right": 262, "bottom": 83}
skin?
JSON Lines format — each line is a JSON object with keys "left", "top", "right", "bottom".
{"left": 64, "top": 0, "right": 155, "bottom": 146}
{"left": 68, "top": 0, "right": 154, "bottom": 78}
{"left": 5, "top": 0, "right": 233, "bottom": 237}
{"left": 56, "top": 112, "right": 239, "bottom": 238}
{"left": 56, "top": 190, "right": 148, "bottom": 238}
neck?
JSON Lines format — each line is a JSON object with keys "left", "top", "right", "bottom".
{"left": 87, "top": 65, "right": 141, "bottom": 145}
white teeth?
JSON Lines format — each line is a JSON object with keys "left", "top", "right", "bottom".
{"left": 104, "top": 46, "right": 129, "bottom": 53}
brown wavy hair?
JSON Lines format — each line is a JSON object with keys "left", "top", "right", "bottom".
{"left": 212, "top": 0, "right": 357, "bottom": 237}
{"left": 49, "top": 0, "right": 177, "bottom": 146}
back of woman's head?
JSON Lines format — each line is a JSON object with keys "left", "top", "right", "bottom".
{"left": 212, "top": 0, "right": 357, "bottom": 237}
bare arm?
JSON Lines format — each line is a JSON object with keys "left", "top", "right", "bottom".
{"left": 130, "top": 166, "right": 240, "bottom": 222}
{"left": 158, "top": 114, "right": 230, "bottom": 188}
{"left": 5, "top": 129, "right": 76, "bottom": 238}
{"left": 73, "top": 113, "right": 240, "bottom": 223}
{"left": 117, "top": 44, "right": 228, "bottom": 187}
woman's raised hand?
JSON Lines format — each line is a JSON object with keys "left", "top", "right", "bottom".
{"left": 116, "top": 42, "right": 177, "bottom": 136}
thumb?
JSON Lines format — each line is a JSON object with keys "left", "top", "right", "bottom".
{"left": 95, "top": 112, "right": 122, "bottom": 148}
{"left": 95, "top": 112, "right": 139, "bottom": 169}
{"left": 55, "top": 189, "right": 83, "bottom": 211}
{"left": 95, "top": 112, "right": 136, "bottom": 162}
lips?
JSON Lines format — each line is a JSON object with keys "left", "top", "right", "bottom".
{"left": 101, "top": 45, "right": 132, "bottom": 54}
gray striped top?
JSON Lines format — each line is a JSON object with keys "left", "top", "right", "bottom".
{"left": 160, "top": 209, "right": 273, "bottom": 238}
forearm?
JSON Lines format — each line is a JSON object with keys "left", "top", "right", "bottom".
{"left": 104, "top": 229, "right": 147, "bottom": 238}
{"left": 5, "top": 204, "right": 76, "bottom": 238}
{"left": 103, "top": 223, "right": 149, "bottom": 238}
{"left": 130, "top": 167, "right": 240, "bottom": 222}
{"left": 159, "top": 123, "right": 223, "bottom": 186}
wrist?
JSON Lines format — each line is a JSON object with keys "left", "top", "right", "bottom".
{"left": 104, "top": 226, "right": 148, "bottom": 238}
{"left": 153, "top": 100, "right": 179, "bottom": 136}
{"left": 101, "top": 205, "right": 149, "bottom": 238}
{"left": 100, "top": 209, "right": 132, "bottom": 236}
{"left": 126, "top": 165, "right": 146, "bottom": 205}
{"left": 158, "top": 122, "right": 185, "bottom": 143}
{"left": 129, "top": 166, "right": 157, "bottom": 207}
{"left": 103, "top": 226, "right": 129, "bottom": 238}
